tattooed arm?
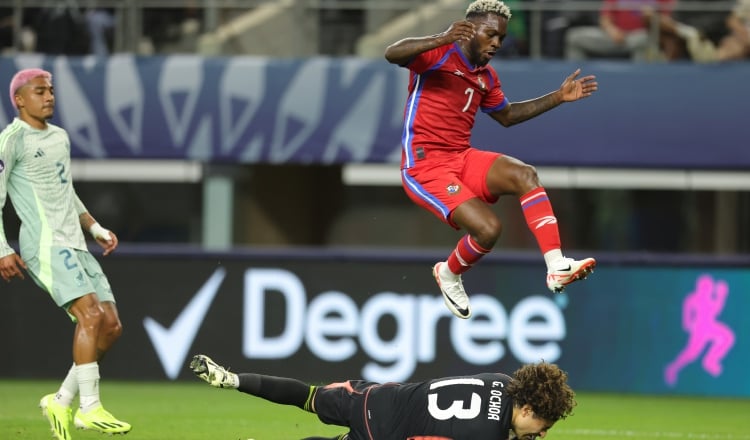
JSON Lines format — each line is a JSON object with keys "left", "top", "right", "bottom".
{"left": 490, "top": 69, "right": 598, "bottom": 127}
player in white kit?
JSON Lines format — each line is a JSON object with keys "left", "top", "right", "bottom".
{"left": 0, "top": 68, "right": 131, "bottom": 439}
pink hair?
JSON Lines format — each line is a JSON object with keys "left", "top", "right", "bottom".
{"left": 9, "top": 68, "right": 52, "bottom": 109}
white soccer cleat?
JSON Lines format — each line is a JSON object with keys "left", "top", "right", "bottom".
{"left": 190, "top": 354, "right": 238, "bottom": 389}
{"left": 433, "top": 262, "right": 472, "bottom": 319}
{"left": 546, "top": 257, "right": 596, "bottom": 293}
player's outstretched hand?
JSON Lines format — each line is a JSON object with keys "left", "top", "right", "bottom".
{"left": 0, "top": 253, "right": 26, "bottom": 282}
{"left": 559, "top": 68, "right": 598, "bottom": 102}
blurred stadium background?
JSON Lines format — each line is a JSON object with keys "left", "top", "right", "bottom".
{"left": 1, "top": 1, "right": 748, "bottom": 438}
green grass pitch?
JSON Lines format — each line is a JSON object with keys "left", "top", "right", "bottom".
{"left": 1, "top": 379, "right": 749, "bottom": 439}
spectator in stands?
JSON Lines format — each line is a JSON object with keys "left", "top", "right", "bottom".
{"left": 26, "top": 5, "right": 115, "bottom": 56}
{"left": 31, "top": 5, "right": 90, "bottom": 55}
{"left": 651, "top": 0, "right": 749, "bottom": 61}
{"left": 0, "top": 8, "right": 12, "bottom": 52}
{"left": 541, "top": 0, "right": 600, "bottom": 58}
{"left": 85, "top": 8, "right": 115, "bottom": 56}
{"left": 0, "top": 7, "right": 38, "bottom": 54}
{"left": 565, "top": 0, "right": 675, "bottom": 61}
{"left": 142, "top": 6, "right": 202, "bottom": 53}
{"left": 718, "top": 0, "right": 750, "bottom": 59}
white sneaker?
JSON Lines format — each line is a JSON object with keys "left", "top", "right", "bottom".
{"left": 546, "top": 257, "right": 596, "bottom": 293}
{"left": 433, "top": 262, "right": 471, "bottom": 319}
{"left": 190, "top": 354, "right": 238, "bottom": 389}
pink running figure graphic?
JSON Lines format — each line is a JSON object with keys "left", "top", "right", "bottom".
{"left": 664, "top": 274, "right": 736, "bottom": 386}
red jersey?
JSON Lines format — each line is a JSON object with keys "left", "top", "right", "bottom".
{"left": 400, "top": 42, "right": 508, "bottom": 169}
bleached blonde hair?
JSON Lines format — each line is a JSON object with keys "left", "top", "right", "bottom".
{"left": 466, "top": 0, "right": 512, "bottom": 20}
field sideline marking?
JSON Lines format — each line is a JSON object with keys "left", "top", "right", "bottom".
{"left": 558, "top": 429, "right": 750, "bottom": 439}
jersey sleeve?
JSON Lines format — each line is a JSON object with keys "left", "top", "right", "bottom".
{"left": 0, "top": 133, "right": 20, "bottom": 257}
{"left": 74, "top": 194, "right": 88, "bottom": 217}
{"left": 405, "top": 45, "right": 450, "bottom": 74}
{"left": 480, "top": 66, "right": 508, "bottom": 113}
{"left": 64, "top": 129, "right": 87, "bottom": 217}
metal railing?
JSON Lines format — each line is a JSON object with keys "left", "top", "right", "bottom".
{"left": 2, "top": 0, "right": 738, "bottom": 58}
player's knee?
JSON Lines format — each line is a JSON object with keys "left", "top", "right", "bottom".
{"left": 473, "top": 217, "right": 502, "bottom": 247}
{"left": 515, "top": 162, "right": 540, "bottom": 187}
{"left": 74, "top": 304, "right": 105, "bottom": 330}
{"left": 105, "top": 319, "right": 123, "bottom": 340}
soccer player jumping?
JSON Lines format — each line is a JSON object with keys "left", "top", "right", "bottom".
{"left": 385, "top": 0, "right": 597, "bottom": 319}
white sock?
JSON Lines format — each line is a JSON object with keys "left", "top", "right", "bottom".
{"left": 543, "top": 249, "right": 564, "bottom": 270}
{"left": 440, "top": 261, "right": 458, "bottom": 278}
{"left": 76, "top": 362, "right": 101, "bottom": 413}
{"left": 54, "top": 364, "right": 78, "bottom": 407}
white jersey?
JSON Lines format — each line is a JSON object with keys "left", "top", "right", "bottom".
{"left": 0, "top": 118, "right": 88, "bottom": 259}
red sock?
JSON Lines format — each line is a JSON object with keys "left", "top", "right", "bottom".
{"left": 520, "top": 187, "right": 561, "bottom": 255}
{"left": 446, "top": 234, "right": 491, "bottom": 275}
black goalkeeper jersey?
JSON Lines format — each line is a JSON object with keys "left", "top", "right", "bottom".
{"left": 361, "top": 372, "right": 513, "bottom": 440}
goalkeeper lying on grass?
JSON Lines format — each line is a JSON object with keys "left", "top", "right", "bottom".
{"left": 190, "top": 354, "right": 576, "bottom": 440}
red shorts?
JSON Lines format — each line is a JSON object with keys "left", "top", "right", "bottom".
{"left": 401, "top": 148, "right": 501, "bottom": 229}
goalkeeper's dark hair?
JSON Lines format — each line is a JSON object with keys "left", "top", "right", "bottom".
{"left": 506, "top": 362, "right": 576, "bottom": 422}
